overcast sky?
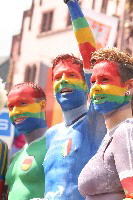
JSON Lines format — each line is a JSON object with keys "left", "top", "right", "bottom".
{"left": 0, "top": 0, "right": 32, "bottom": 57}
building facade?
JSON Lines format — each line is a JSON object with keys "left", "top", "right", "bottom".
{"left": 7, "top": 0, "right": 133, "bottom": 126}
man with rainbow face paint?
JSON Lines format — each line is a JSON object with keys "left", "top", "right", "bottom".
{"left": 0, "top": 78, "right": 8, "bottom": 199}
{"left": 6, "top": 82, "right": 47, "bottom": 200}
{"left": 43, "top": 0, "right": 106, "bottom": 198}
{"left": 78, "top": 48, "right": 133, "bottom": 200}
{"left": 44, "top": 56, "right": 106, "bottom": 199}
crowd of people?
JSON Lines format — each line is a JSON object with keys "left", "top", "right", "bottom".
{"left": 0, "top": 0, "right": 133, "bottom": 199}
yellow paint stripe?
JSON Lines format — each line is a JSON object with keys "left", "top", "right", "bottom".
{"left": 22, "top": 164, "right": 31, "bottom": 171}
{"left": 75, "top": 28, "right": 96, "bottom": 48}
{"left": 10, "top": 102, "right": 42, "bottom": 116}
{"left": 91, "top": 84, "right": 128, "bottom": 96}
{"left": 53, "top": 78, "right": 87, "bottom": 91}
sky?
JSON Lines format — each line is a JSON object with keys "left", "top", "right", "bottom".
{"left": 0, "top": 0, "right": 32, "bottom": 57}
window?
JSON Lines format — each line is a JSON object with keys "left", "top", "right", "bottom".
{"left": 24, "top": 65, "right": 36, "bottom": 82}
{"left": 40, "top": 11, "right": 53, "bottom": 32}
{"left": 92, "top": 0, "right": 96, "bottom": 9}
{"left": 40, "top": 0, "right": 43, "bottom": 5}
{"left": 24, "top": 66, "right": 31, "bottom": 82}
{"left": 101, "top": 0, "right": 108, "bottom": 13}
{"left": 30, "top": 65, "right": 36, "bottom": 82}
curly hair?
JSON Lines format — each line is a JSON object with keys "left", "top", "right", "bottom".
{"left": 91, "top": 47, "right": 133, "bottom": 65}
{"left": 52, "top": 54, "right": 84, "bottom": 80}
{"left": 10, "top": 82, "right": 46, "bottom": 101}
{"left": 91, "top": 47, "right": 133, "bottom": 83}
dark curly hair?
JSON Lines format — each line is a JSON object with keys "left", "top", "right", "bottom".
{"left": 9, "top": 82, "right": 46, "bottom": 101}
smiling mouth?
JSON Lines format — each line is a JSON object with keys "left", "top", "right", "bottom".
{"left": 94, "top": 96, "right": 105, "bottom": 100}
{"left": 14, "top": 117, "right": 28, "bottom": 124}
{"left": 60, "top": 88, "right": 73, "bottom": 94}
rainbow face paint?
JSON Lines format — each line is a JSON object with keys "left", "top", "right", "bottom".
{"left": 7, "top": 86, "right": 46, "bottom": 134}
{"left": 90, "top": 61, "right": 131, "bottom": 113}
{"left": 53, "top": 61, "right": 88, "bottom": 111}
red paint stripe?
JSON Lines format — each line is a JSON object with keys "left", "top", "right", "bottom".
{"left": 121, "top": 176, "right": 133, "bottom": 198}
{"left": 67, "top": 138, "right": 72, "bottom": 155}
{"left": 79, "top": 42, "right": 96, "bottom": 69}
{"left": 23, "top": 159, "right": 32, "bottom": 165}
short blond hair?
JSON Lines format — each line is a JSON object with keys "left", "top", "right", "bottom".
{"left": 91, "top": 47, "right": 133, "bottom": 66}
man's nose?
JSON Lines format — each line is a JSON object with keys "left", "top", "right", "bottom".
{"left": 60, "top": 74, "right": 68, "bottom": 84}
{"left": 10, "top": 107, "right": 22, "bottom": 117}
{"left": 61, "top": 79, "right": 68, "bottom": 84}
{"left": 91, "top": 84, "right": 102, "bottom": 92}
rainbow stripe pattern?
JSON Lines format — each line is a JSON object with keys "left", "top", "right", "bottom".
{"left": 10, "top": 112, "right": 45, "bottom": 123}
{"left": 90, "top": 84, "right": 129, "bottom": 102}
{"left": 54, "top": 77, "right": 88, "bottom": 95}
{"left": 22, "top": 156, "right": 34, "bottom": 171}
{"left": 67, "top": 0, "right": 96, "bottom": 72}
{"left": 90, "top": 84, "right": 131, "bottom": 113}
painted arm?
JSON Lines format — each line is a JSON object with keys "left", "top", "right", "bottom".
{"left": 65, "top": 0, "right": 96, "bottom": 90}
{"left": 0, "top": 140, "right": 8, "bottom": 199}
{"left": 113, "top": 123, "right": 133, "bottom": 199}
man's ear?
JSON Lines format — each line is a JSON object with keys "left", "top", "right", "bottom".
{"left": 126, "top": 79, "right": 133, "bottom": 94}
{"left": 40, "top": 100, "right": 46, "bottom": 111}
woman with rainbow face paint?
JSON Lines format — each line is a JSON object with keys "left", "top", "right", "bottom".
{"left": 0, "top": 78, "right": 8, "bottom": 200}
{"left": 6, "top": 82, "right": 47, "bottom": 200}
{"left": 78, "top": 48, "right": 133, "bottom": 200}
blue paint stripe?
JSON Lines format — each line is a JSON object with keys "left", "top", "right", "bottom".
{"left": 67, "top": 0, "right": 84, "bottom": 21}
{"left": 93, "top": 100, "right": 129, "bottom": 114}
{"left": 84, "top": 73, "right": 92, "bottom": 91}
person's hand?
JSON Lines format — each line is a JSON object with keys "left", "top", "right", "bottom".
{"left": 64, "top": 0, "right": 70, "bottom": 3}
{"left": 64, "top": 0, "right": 78, "bottom": 4}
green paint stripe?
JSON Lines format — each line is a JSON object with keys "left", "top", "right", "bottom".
{"left": 72, "top": 17, "right": 89, "bottom": 32}
{"left": 92, "top": 94, "right": 131, "bottom": 104}
{"left": 61, "top": 144, "right": 66, "bottom": 157}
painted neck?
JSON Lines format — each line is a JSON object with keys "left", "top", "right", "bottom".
{"left": 25, "top": 119, "right": 47, "bottom": 145}
{"left": 104, "top": 103, "right": 132, "bottom": 131}
{"left": 63, "top": 104, "right": 87, "bottom": 126}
